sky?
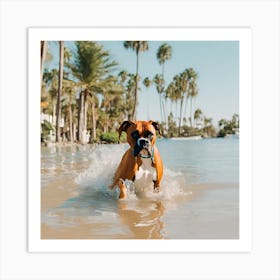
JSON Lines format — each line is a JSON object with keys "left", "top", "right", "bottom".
{"left": 46, "top": 41, "right": 239, "bottom": 127}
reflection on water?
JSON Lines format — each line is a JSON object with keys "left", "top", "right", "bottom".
{"left": 41, "top": 139, "right": 239, "bottom": 239}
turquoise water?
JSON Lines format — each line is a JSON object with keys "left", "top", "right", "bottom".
{"left": 158, "top": 137, "right": 239, "bottom": 185}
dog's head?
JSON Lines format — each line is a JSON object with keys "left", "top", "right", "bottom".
{"left": 118, "top": 120, "right": 162, "bottom": 157}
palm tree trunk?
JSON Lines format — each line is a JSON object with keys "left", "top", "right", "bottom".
{"left": 78, "top": 90, "right": 84, "bottom": 142}
{"left": 91, "top": 98, "right": 97, "bottom": 141}
{"left": 56, "top": 41, "right": 64, "bottom": 143}
{"left": 175, "top": 101, "right": 178, "bottom": 127}
{"left": 159, "top": 94, "right": 163, "bottom": 123}
{"left": 190, "top": 97, "right": 193, "bottom": 127}
{"left": 183, "top": 96, "right": 188, "bottom": 126}
{"left": 52, "top": 98, "right": 56, "bottom": 125}
{"left": 68, "top": 104, "right": 73, "bottom": 143}
{"left": 41, "top": 41, "right": 46, "bottom": 86}
{"left": 73, "top": 122, "right": 77, "bottom": 142}
{"left": 82, "top": 95, "right": 88, "bottom": 144}
{"left": 161, "top": 63, "right": 168, "bottom": 127}
{"left": 162, "top": 99, "right": 166, "bottom": 124}
{"left": 132, "top": 51, "right": 139, "bottom": 120}
{"left": 178, "top": 98, "right": 184, "bottom": 136}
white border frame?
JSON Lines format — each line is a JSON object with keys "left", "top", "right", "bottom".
{"left": 1, "top": 0, "right": 279, "bottom": 279}
{"left": 28, "top": 27, "right": 252, "bottom": 253}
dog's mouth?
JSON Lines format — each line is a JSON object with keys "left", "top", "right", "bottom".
{"left": 133, "top": 138, "right": 152, "bottom": 157}
{"left": 139, "top": 147, "right": 151, "bottom": 156}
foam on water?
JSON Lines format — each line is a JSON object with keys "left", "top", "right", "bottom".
{"left": 75, "top": 144, "right": 188, "bottom": 202}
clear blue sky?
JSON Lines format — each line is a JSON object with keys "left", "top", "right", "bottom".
{"left": 46, "top": 41, "right": 239, "bottom": 127}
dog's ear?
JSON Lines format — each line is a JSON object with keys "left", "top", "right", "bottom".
{"left": 118, "top": 120, "right": 135, "bottom": 139}
{"left": 149, "top": 120, "right": 162, "bottom": 135}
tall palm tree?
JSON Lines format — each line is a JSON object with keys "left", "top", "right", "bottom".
{"left": 41, "top": 41, "right": 47, "bottom": 86}
{"left": 172, "top": 74, "right": 185, "bottom": 135}
{"left": 184, "top": 68, "right": 198, "bottom": 127}
{"left": 123, "top": 41, "right": 149, "bottom": 120}
{"left": 157, "top": 43, "right": 172, "bottom": 76}
{"left": 125, "top": 74, "right": 137, "bottom": 120}
{"left": 166, "top": 81, "right": 176, "bottom": 118}
{"left": 61, "top": 47, "right": 75, "bottom": 142}
{"left": 72, "top": 41, "right": 117, "bottom": 143}
{"left": 153, "top": 74, "right": 165, "bottom": 123}
{"left": 143, "top": 77, "right": 153, "bottom": 119}
{"left": 55, "top": 41, "right": 64, "bottom": 143}
{"left": 157, "top": 43, "right": 172, "bottom": 124}
{"left": 188, "top": 79, "right": 199, "bottom": 127}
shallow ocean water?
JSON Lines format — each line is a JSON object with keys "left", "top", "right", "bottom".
{"left": 41, "top": 138, "right": 239, "bottom": 239}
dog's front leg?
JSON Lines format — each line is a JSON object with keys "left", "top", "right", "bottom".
{"left": 118, "top": 179, "right": 127, "bottom": 199}
{"left": 153, "top": 180, "right": 160, "bottom": 192}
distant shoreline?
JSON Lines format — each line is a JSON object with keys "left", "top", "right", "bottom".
{"left": 41, "top": 134, "right": 239, "bottom": 147}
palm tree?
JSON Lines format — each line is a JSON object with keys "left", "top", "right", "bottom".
{"left": 42, "top": 69, "right": 58, "bottom": 121}
{"left": 72, "top": 41, "right": 117, "bottom": 143}
{"left": 173, "top": 74, "right": 185, "bottom": 136}
{"left": 184, "top": 68, "right": 198, "bottom": 127}
{"left": 157, "top": 43, "right": 172, "bottom": 76}
{"left": 157, "top": 43, "right": 172, "bottom": 124}
{"left": 153, "top": 74, "right": 165, "bottom": 123}
{"left": 204, "top": 117, "right": 213, "bottom": 128}
{"left": 143, "top": 77, "right": 153, "bottom": 88}
{"left": 55, "top": 41, "right": 64, "bottom": 143}
{"left": 61, "top": 47, "right": 76, "bottom": 142}
{"left": 188, "top": 80, "right": 199, "bottom": 127}
{"left": 166, "top": 81, "right": 176, "bottom": 118}
{"left": 118, "top": 70, "right": 128, "bottom": 83}
{"left": 99, "top": 75, "right": 124, "bottom": 134}
{"left": 62, "top": 79, "right": 77, "bottom": 143}
{"left": 125, "top": 74, "right": 138, "bottom": 120}
{"left": 231, "top": 113, "right": 239, "bottom": 129}
{"left": 41, "top": 41, "right": 47, "bottom": 85}
{"left": 203, "top": 116, "right": 216, "bottom": 137}
{"left": 143, "top": 77, "right": 153, "bottom": 119}
{"left": 123, "top": 41, "right": 149, "bottom": 120}
{"left": 193, "top": 108, "right": 202, "bottom": 128}
{"left": 180, "top": 68, "right": 198, "bottom": 126}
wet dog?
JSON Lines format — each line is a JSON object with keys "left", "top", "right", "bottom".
{"left": 110, "top": 120, "right": 163, "bottom": 199}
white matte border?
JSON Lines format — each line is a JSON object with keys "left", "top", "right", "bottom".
{"left": 28, "top": 27, "right": 252, "bottom": 253}
{"left": 1, "top": 0, "right": 279, "bottom": 279}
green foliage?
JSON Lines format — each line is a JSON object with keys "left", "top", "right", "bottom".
{"left": 99, "top": 131, "right": 126, "bottom": 144}
{"left": 41, "top": 120, "right": 55, "bottom": 141}
{"left": 217, "top": 114, "right": 239, "bottom": 137}
{"left": 73, "top": 41, "right": 117, "bottom": 84}
{"left": 157, "top": 43, "right": 172, "bottom": 65}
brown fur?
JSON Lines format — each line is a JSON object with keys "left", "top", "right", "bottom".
{"left": 110, "top": 120, "right": 163, "bottom": 199}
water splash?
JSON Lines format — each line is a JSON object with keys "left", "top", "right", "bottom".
{"left": 42, "top": 144, "right": 191, "bottom": 237}
{"left": 75, "top": 144, "right": 188, "bottom": 201}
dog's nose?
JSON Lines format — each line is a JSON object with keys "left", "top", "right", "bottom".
{"left": 137, "top": 138, "right": 150, "bottom": 147}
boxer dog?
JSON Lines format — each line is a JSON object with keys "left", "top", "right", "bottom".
{"left": 110, "top": 120, "right": 163, "bottom": 199}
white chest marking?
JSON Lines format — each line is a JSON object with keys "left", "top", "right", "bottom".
{"left": 134, "top": 158, "right": 156, "bottom": 190}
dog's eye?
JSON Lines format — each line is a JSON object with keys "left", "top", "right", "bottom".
{"left": 144, "top": 131, "right": 154, "bottom": 139}
{"left": 131, "top": 130, "right": 140, "bottom": 139}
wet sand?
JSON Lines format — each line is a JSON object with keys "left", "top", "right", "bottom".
{"left": 41, "top": 179, "right": 239, "bottom": 239}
